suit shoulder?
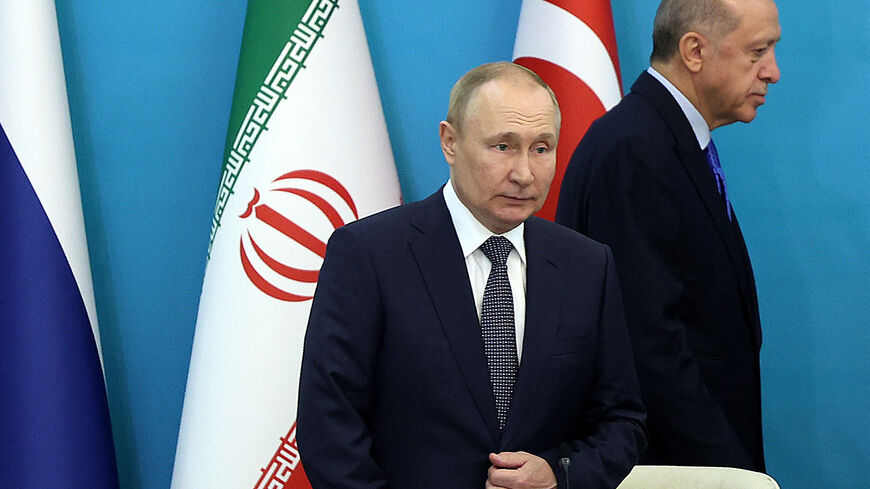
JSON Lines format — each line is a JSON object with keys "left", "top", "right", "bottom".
{"left": 330, "top": 192, "right": 447, "bottom": 249}
{"left": 528, "top": 217, "right": 610, "bottom": 255}
{"left": 527, "top": 219, "right": 614, "bottom": 279}
{"left": 584, "top": 93, "right": 675, "bottom": 150}
{"left": 567, "top": 93, "right": 681, "bottom": 185}
{"left": 330, "top": 198, "right": 418, "bottom": 242}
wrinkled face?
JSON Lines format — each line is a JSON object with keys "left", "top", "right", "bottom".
{"left": 440, "top": 77, "right": 558, "bottom": 234}
{"left": 698, "top": 0, "right": 781, "bottom": 128}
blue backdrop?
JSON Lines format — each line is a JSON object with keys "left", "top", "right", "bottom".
{"left": 52, "top": 1, "right": 869, "bottom": 488}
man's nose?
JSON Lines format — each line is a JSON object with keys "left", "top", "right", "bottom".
{"left": 510, "top": 153, "right": 534, "bottom": 186}
{"left": 760, "top": 48, "right": 780, "bottom": 84}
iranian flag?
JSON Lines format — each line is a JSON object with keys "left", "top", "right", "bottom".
{"left": 513, "top": 0, "right": 622, "bottom": 221}
{"left": 171, "top": 1, "right": 401, "bottom": 488}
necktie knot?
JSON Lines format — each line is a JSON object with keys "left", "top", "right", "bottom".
{"left": 480, "top": 236, "right": 512, "bottom": 267}
{"left": 704, "top": 139, "right": 733, "bottom": 220}
{"left": 704, "top": 139, "right": 722, "bottom": 171}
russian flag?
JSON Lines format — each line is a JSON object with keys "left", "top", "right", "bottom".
{"left": 0, "top": 2, "right": 119, "bottom": 487}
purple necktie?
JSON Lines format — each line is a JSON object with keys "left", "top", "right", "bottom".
{"left": 704, "top": 139, "right": 733, "bottom": 221}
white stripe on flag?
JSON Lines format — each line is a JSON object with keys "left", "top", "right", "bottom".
{"left": 513, "top": 0, "right": 622, "bottom": 110}
{"left": 0, "top": 0, "right": 100, "bottom": 341}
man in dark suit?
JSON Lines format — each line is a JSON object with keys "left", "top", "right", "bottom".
{"left": 298, "top": 62, "right": 646, "bottom": 489}
{"left": 556, "top": 0, "right": 781, "bottom": 472}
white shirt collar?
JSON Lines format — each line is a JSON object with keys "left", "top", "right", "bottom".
{"left": 442, "top": 180, "right": 526, "bottom": 263}
{"left": 647, "top": 66, "right": 711, "bottom": 150}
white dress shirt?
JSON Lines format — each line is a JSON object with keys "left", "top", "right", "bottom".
{"left": 442, "top": 180, "right": 527, "bottom": 362}
{"left": 647, "top": 66, "right": 711, "bottom": 151}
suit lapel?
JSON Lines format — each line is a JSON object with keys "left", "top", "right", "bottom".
{"left": 408, "top": 191, "right": 501, "bottom": 444}
{"left": 676, "top": 145, "right": 762, "bottom": 344}
{"left": 499, "top": 218, "right": 561, "bottom": 449}
{"left": 675, "top": 143, "right": 749, "bottom": 274}
{"left": 634, "top": 73, "right": 760, "bottom": 337}
{"left": 731, "top": 214, "right": 763, "bottom": 347}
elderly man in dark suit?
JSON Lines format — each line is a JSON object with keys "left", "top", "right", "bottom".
{"left": 298, "top": 61, "right": 646, "bottom": 489}
{"left": 557, "top": 0, "right": 781, "bottom": 472}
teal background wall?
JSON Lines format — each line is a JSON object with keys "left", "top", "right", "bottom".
{"left": 52, "top": 1, "right": 869, "bottom": 488}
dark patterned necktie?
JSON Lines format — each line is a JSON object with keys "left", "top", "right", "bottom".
{"left": 479, "top": 235, "right": 518, "bottom": 429}
{"left": 704, "top": 139, "right": 733, "bottom": 220}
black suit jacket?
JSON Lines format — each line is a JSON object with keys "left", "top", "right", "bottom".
{"left": 298, "top": 189, "right": 646, "bottom": 488}
{"left": 556, "top": 72, "right": 765, "bottom": 471}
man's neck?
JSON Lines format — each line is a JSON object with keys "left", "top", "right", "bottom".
{"left": 651, "top": 61, "right": 697, "bottom": 107}
{"left": 648, "top": 64, "right": 712, "bottom": 150}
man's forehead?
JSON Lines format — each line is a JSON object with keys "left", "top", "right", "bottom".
{"left": 476, "top": 76, "right": 544, "bottom": 99}
{"left": 470, "top": 81, "right": 553, "bottom": 116}
{"left": 472, "top": 103, "right": 557, "bottom": 133}
{"left": 720, "top": 2, "right": 780, "bottom": 46}
{"left": 740, "top": 21, "right": 780, "bottom": 47}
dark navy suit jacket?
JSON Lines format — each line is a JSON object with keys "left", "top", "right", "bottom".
{"left": 298, "top": 189, "right": 646, "bottom": 488}
{"left": 557, "top": 71, "right": 765, "bottom": 471}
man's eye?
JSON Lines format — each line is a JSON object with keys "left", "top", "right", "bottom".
{"left": 496, "top": 143, "right": 509, "bottom": 151}
{"left": 534, "top": 146, "right": 549, "bottom": 154}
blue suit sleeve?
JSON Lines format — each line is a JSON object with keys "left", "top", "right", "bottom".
{"left": 297, "top": 225, "right": 391, "bottom": 489}
{"left": 557, "top": 134, "right": 753, "bottom": 469}
{"left": 539, "top": 246, "right": 647, "bottom": 489}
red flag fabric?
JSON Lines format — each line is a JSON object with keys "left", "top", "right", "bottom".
{"left": 513, "top": 0, "right": 622, "bottom": 221}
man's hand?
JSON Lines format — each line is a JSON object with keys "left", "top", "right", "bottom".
{"left": 485, "top": 451, "right": 557, "bottom": 489}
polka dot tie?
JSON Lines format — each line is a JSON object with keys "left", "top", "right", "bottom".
{"left": 479, "top": 235, "right": 518, "bottom": 430}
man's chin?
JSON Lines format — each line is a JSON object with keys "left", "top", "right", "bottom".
{"left": 741, "top": 103, "right": 764, "bottom": 122}
{"left": 499, "top": 208, "right": 538, "bottom": 224}
{"left": 739, "top": 110, "right": 759, "bottom": 124}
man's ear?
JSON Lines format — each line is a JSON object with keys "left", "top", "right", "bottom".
{"left": 439, "top": 120, "right": 458, "bottom": 166}
{"left": 679, "top": 31, "right": 707, "bottom": 73}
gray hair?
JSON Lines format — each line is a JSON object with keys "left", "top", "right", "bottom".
{"left": 650, "top": 0, "right": 741, "bottom": 63}
{"left": 446, "top": 61, "right": 561, "bottom": 136}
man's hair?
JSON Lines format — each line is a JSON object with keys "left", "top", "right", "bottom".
{"left": 650, "top": 0, "right": 741, "bottom": 63}
{"left": 446, "top": 61, "right": 561, "bottom": 135}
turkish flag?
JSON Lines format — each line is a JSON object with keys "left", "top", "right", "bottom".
{"left": 513, "top": 0, "right": 622, "bottom": 221}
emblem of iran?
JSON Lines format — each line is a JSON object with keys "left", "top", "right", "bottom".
{"left": 239, "top": 170, "right": 358, "bottom": 302}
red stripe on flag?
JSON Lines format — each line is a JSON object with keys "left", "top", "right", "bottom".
{"left": 275, "top": 169, "right": 359, "bottom": 219}
{"left": 542, "top": 0, "right": 621, "bottom": 87}
{"left": 239, "top": 238, "right": 313, "bottom": 302}
{"left": 514, "top": 57, "right": 606, "bottom": 221}
{"left": 251, "top": 421, "right": 313, "bottom": 489}
{"left": 248, "top": 231, "right": 319, "bottom": 283}
{"left": 275, "top": 187, "right": 347, "bottom": 229}
{"left": 255, "top": 204, "right": 328, "bottom": 258}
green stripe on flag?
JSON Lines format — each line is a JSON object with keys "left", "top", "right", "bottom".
{"left": 209, "top": 0, "right": 339, "bottom": 253}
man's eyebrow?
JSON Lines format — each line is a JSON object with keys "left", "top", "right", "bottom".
{"left": 485, "top": 131, "right": 557, "bottom": 142}
{"left": 486, "top": 131, "right": 520, "bottom": 141}
{"left": 755, "top": 33, "right": 781, "bottom": 46}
